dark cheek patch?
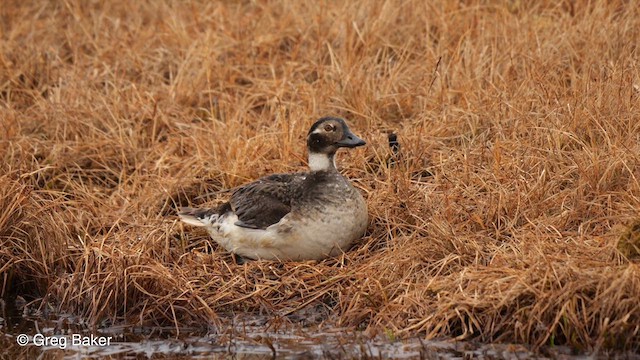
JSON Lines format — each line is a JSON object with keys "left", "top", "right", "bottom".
{"left": 308, "top": 133, "right": 329, "bottom": 153}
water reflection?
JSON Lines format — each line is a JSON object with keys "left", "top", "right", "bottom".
{"left": 0, "top": 298, "right": 623, "bottom": 359}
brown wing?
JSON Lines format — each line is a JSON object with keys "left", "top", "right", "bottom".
{"left": 228, "top": 173, "right": 305, "bottom": 230}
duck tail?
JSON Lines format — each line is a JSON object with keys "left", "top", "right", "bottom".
{"left": 177, "top": 207, "right": 220, "bottom": 227}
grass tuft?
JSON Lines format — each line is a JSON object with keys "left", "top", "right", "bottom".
{"left": 2, "top": 0, "right": 640, "bottom": 352}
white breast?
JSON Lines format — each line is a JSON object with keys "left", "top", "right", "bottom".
{"left": 203, "top": 194, "right": 368, "bottom": 261}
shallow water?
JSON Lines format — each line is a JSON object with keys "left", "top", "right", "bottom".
{"left": 0, "top": 327, "right": 545, "bottom": 360}
{"left": 0, "top": 298, "right": 634, "bottom": 359}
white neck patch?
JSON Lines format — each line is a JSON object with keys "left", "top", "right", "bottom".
{"left": 308, "top": 152, "right": 335, "bottom": 171}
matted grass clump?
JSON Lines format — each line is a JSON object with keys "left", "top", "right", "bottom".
{"left": 1, "top": 0, "right": 639, "bottom": 352}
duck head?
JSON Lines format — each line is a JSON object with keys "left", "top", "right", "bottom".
{"left": 306, "top": 117, "right": 366, "bottom": 171}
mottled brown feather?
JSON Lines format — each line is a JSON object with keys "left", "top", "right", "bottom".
{"left": 227, "top": 173, "right": 306, "bottom": 229}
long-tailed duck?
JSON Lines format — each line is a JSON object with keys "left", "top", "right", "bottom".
{"left": 178, "top": 117, "right": 368, "bottom": 261}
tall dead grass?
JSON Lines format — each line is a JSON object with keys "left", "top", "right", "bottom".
{"left": 1, "top": 0, "right": 640, "bottom": 352}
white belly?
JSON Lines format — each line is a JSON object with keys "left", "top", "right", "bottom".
{"left": 206, "top": 197, "right": 368, "bottom": 261}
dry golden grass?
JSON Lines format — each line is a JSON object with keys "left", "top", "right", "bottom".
{"left": 2, "top": 0, "right": 640, "bottom": 352}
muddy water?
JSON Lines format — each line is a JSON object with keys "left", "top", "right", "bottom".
{"left": 0, "top": 326, "right": 540, "bottom": 359}
{"left": 0, "top": 299, "right": 629, "bottom": 359}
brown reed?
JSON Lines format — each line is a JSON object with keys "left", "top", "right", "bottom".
{"left": 1, "top": 0, "right": 639, "bottom": 352}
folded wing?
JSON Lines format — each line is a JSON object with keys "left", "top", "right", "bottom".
{"left": 229, "top": 173, "right": 304, "bottom": 230}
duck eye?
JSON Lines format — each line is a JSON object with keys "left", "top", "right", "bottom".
{"left": 324, "top": 124, "right": 335, "bottom": 132}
